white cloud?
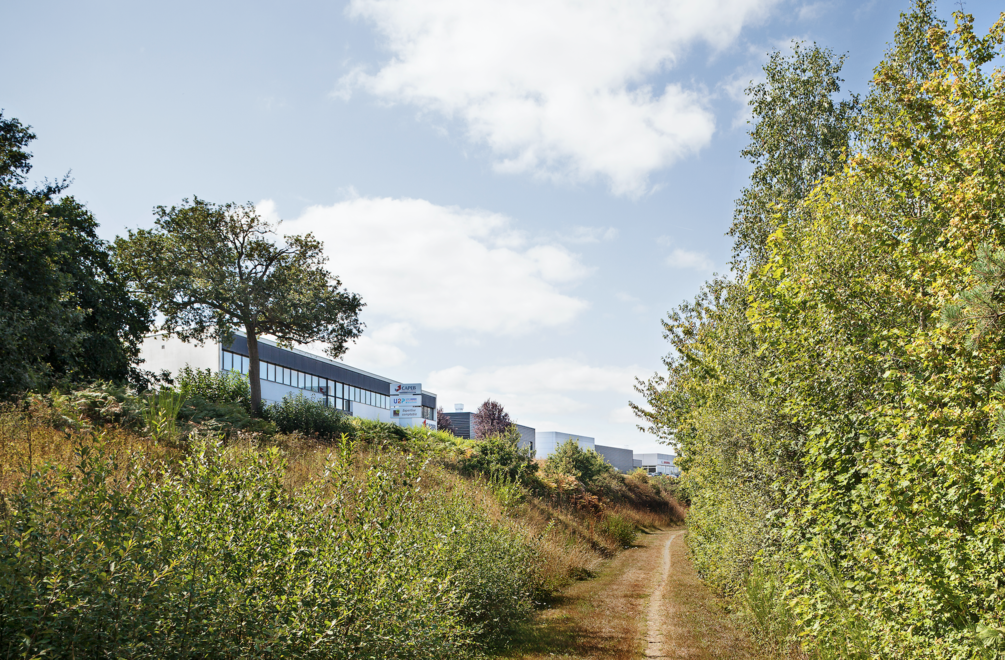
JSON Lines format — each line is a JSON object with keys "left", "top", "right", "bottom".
{"left": 666, "top": 248, "right": 715, "bottom": 272}
{"left": 301, "top": 321, "right": 416, "bottom": 371}
{"left": 340, "top": 0, "right": 779, "bottom": 196}
{"left": 797, "top": 2, "right": 832, "bottom": 21}
{"left": 616, "top": 291, "right": 648, "bottom": 314}
{"left": 609, "top": 405, "right": 640, "bottom": 424}
{"left": 565, "top": 226, "right": 620, "bottom": 244}
{"left": 658, "top": 235, "right": 715, "bottom": 272}
{"left": 428, "top": 358, "right": 640, "bottom": 419}
{"left": 281, "top": 197, "right": 591, "bottom": 336}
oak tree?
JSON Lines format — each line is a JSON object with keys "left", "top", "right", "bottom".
{"left": 115, "top": 198, "right": 364, "bottom": 412}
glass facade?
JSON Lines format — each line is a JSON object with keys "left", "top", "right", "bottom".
{"left": 222, "top": 350, "right": 390, "bottom": 412}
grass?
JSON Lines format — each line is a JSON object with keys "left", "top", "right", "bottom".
{"left": 0, "top": 391, "right": 688, "bottom": 658}
{"left": 660, "top": 533, "right": 772, "bottom": 660}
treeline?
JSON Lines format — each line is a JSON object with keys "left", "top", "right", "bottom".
{"left": 635, "top": 3, "right": 1005, "bottom": 658}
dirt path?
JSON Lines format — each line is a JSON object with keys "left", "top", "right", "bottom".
{"left": 506, "top": 528, "right": 763, "bottom": 660}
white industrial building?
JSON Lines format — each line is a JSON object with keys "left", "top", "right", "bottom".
{"left": 535, "top": 431, "right": 595, "bottom": 457}
{"left": 635, "top": 453, "right": 680, "bottom": 477}
{"left": 140, "top": 332, "right": 437, "bottom": 428}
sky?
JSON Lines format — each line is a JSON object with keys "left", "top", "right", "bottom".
{"left": 4, "top": 0, "right": 1002, "bottom": 455}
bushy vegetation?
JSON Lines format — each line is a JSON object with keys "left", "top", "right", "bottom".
{"left": 177, "top": 366, "right": 251, "bottom": 413}
{"left": 0, "top": 384, "right": 685, "bottom": 658}
{"left": 0, "top": 435, "right": 534, "bottom": 658}
{"left": 543, "top": 438, "right": 614, "bottom": 486}
{"left": 458, "top": 425, "right": 536, "bottom": 481}
{"left": 263, "top": 392, "right": 354, "bottom": 441}
{"left": 635, "top": 4, "right": 1005, "bottom": 658}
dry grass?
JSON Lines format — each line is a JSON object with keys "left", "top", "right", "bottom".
{"left": 659, "top": 533, "right": 767, "bottom": 660}
{"left": 0, "top": 399, "right": 686, "bottom": 609}
{"left": 504, "top": 528, "right": 671, "bottom": 659}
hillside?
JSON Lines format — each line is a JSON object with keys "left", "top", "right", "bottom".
{"left": 0, "top": 382, "right": 684, "bottom": 658}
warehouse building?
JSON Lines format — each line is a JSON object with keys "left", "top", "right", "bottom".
{"left": 441, "top": 405, "right": 535, "bottom": 453}
{"left": 139, "top": 332, "right": 437, "bottom": 428}
{"left": 635, "top": 453, "right": 680, "bottom": 477}
{"left": 535, "top": 431, "right": 595, "bottom": 457}
{"left": 594, "top": 445, "right": 634, "bottom": 473}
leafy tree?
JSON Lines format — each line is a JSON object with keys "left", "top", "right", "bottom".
{"left": 459, "top": 426, "right": 536, "bottom": 481}
{"left": 544, "top": 439, "right": 613, "bottom": 486}
{"left": 115, "top": 198, "right": 364, "bottom": 412}
{"left": 473, "top": 399, "right": 511, "bottom": 439}
{"left": 729, "top": 42, "right": 859, "bottom": 272}
{"left": 0, "top": 113, "right": 150, "bottom": 398}
{"left": 436, "top": 406, "right": 454, "bottom": 434}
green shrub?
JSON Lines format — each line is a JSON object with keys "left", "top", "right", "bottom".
{"left": 141, "top": 388, "right": 185, "bottom": 444}
{"left": 544, "top": 439, "right": 613, "bottom": 485}
{"left": 264, "top": 392, "right": 354, "bottom": 441}
{"left": 177, "top": 367, "right": 251, "bottom": 413}
{"left": 459, "top": 425, "right": 536, "bottom": 481}
{"left": 49, "top": 381, "right": 146, "bottom": 430}
{"left": 597, "top": 512, "right": 637, "bottom": 547}
{"left": 0, "top": 434, "right": 536, "bottom": 658}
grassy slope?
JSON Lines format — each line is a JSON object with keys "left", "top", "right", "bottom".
{"left": 0, "top": 393, "right": 685, "bottom": 657}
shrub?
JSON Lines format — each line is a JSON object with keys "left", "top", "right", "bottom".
{"left": 459, "top": 425, "right": 536, "bottom": 481}
{"left": 544, "top": 439, "right": 614, "bottom": 485}
{"left": 264, "top": 392, "right": 354, "bottom": 441}
{"left": 177, "top": 366, "right": 251, "bottom": 413}
{"left": 598, "top": 512, "right": 637, "bottom": 547}
{"left": 0, "top": 434, "right": 536, "bottom": 658}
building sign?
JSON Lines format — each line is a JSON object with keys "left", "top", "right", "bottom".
{"left": 391, "top": 407, "right": 421, "bottom": 419}
{"left": 391, "top": 395, "right": 421, "bottom": 407}
{"left": 391, "top": 383, "right": 421, "bottom": 395}
{"left": 661, "top": 460, "right": 673, "bottom": 465}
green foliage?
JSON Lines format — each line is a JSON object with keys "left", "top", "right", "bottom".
{"left": 544, "top": 439, "right": 614, "bottom": 486}
{"left": 729, "top": 42, "right": 859, "bottom": 272}
{"left": 597, "top": 512, "right": 637, "bottom": 547}
{"left": 114, "top": 197, "right": 363, "bottom": 411}
{"left": 141, "top": 389, "right": 185, "bottom": 444}
{"left": 177, "top": 366, "right": 252, "bottom": 413}
{"left": 459, "top": 425, "right": 536, "bottom": 481}
{"left": 0, "top": 435, "right": 537, "bottom": 657}
{"left": 264, "top": 392, "right": 355, "bottom": 441}
{"left": 637, "top": 4, "right": 1005, "bottom": 657}
{"left": 0, "top": 113, "right": 150, "bottom": 399}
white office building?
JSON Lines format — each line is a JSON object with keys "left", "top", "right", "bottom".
{"left": 140, "top": 332, "right": 437, "bottom": 428}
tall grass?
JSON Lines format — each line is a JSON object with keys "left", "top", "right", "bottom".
{"left": 0, "top": 393, "right": 688, "bottom": 656}
{"left": 0, "top": 432, "right": 535, "bottom": 658}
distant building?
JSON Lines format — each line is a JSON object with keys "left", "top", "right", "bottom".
{"left": 635, "top": 453, "right": 680, "bottom": 477}
{"left": 139, "top": 332, "right": 436, "bottom": 428}
{"left": 535, "top": 431, "right": 595, "bottom": 458}
{"left": 440, "top": 404, "right": 534, "bottom": 453}
{"left": 595, "top": 445, "right": 634, "bottom": 472}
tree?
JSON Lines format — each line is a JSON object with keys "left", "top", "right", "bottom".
{"left": 459, "top": 425, "right": 536, "bottom": 481}
{"left": 436, "top": 406, "right": 453, "bottom": 433}
{"left": 729, "top": 42, "right": 859, "bottom": 272}
{"left": 0, "top": 112, "right": 150, "bottom": 398}
{"left": 115, "top": 198, "right": 364, "bottom": 412}
{"left": 543, "top": 439, "right": 613, "bottom": 486}
{"left": 473, "top": 399, "right": 511, "bottom": 439}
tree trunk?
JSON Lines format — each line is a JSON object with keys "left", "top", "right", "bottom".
{"left": 246, "top": 327, "right": 263, "bottom": 415}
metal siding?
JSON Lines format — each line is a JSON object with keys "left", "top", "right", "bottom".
{"left": 225, "top": 336, "right": 391, "bottom": 393}
{"left": 594, "top": 445, "right": 634, "bottom": 472}
{"left": 442, "top": 412, "right": 473, "bottom": 439}
{"left": 421, "top": 393, "right": 437, "bottom": 409}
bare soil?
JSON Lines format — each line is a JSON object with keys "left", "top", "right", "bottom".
{"left": 505, "top": 528, "right": 764, "bottom": 660}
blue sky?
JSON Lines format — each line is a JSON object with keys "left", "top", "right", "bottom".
{"left": 4, "top": 0, "right": 1002, "bottom": 454}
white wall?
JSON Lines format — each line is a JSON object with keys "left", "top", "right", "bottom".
{"left": 139, "top": 333, "right": 218, "bottom": 378}
{"left": 535, "top": 431, "right": 595, "bottom": 458}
